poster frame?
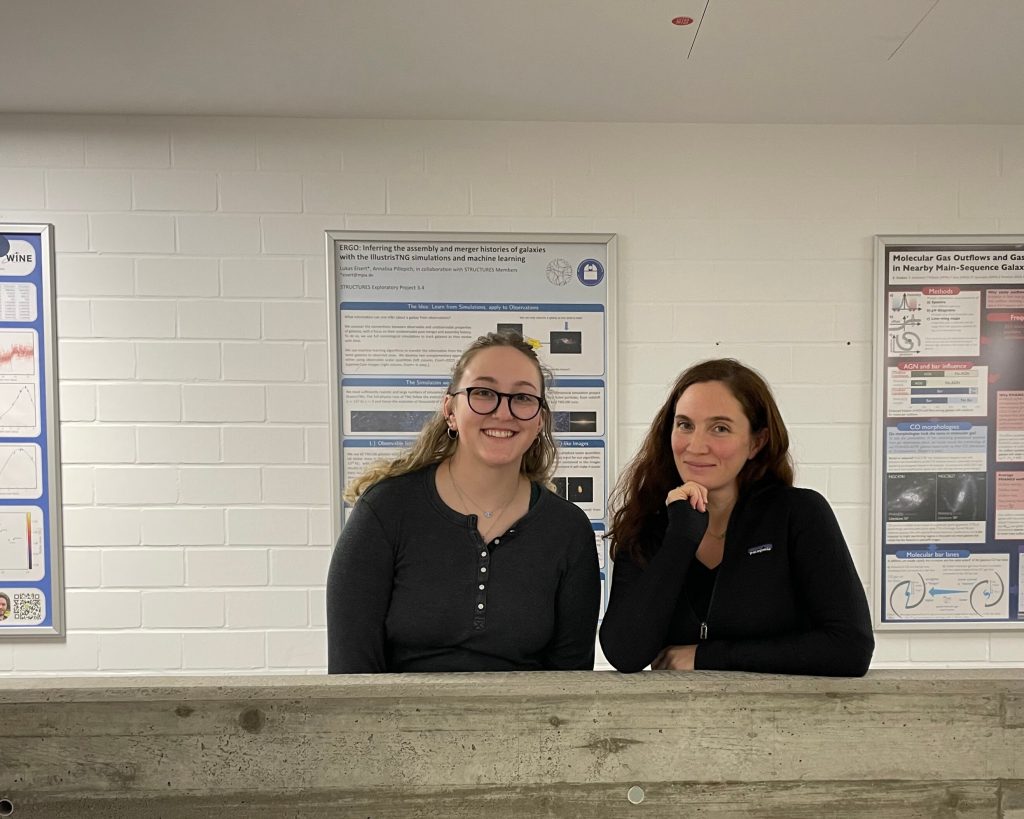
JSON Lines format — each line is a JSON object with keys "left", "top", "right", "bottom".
{"left": 872, "top": 233, "right": 1024, "bottom": 631}
{"left": 0, "top": 223, "right": 65, "bottom": 639}
{"left": 325, "top": 230, "right": 617, "bottom": 608}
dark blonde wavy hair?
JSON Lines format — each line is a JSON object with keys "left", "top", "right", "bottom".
{"left": 344, "top": 332, "right": 558, "bottom": 501}
{"left": 608, "top": 358, "right": 794, "bottom": 564}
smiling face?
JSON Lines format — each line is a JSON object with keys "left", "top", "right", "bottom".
{"left": 444, "top": 346, "right": 544, "bottom": 470}
{"left": 670, "top": 380, "right": 766, "bottom": 498}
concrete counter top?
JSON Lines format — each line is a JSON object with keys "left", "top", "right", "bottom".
{"left": 1, "top": 670, "right": 1022, "bottom": 817}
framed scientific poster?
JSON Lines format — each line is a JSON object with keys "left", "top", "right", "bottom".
{"left": 0, "top": 224, "right": 64, "bottom": 638}
{"left": 873, "top": 235, "right": 1024, "bottom": 629}
{"left": 326, "top": 231, "right": 616, "bottom": 614}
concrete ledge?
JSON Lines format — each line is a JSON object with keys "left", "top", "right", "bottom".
{"left": 1, "top": 670, "right": 1022, "bottom": 817}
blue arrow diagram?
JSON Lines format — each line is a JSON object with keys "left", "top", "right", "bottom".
{"left": 928, "top": 587, "right": 965, "bottom": 596}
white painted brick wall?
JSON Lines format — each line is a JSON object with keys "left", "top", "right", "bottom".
{"left": 90, "top": 213, "right": 176, "bottom": 253}
{"left": 182, "top": 631, "right": 266, "bottom": 669}
{"left": 266, "top": 384, "right": 328, "bottom": 423}
{"left": 136, "top": 341, "right": 221, "bottom": 381}
{"left": 179, "top": 466, "right": 262, "bottom": 505}
{"left": 303, "top": 173, "right": 386, "bottom": 214}
{"left": 227, "top": 508, "right": 308, "bottom": 546}
{"left": 133, "top": 170, "right": 218, "bottom": 212}
{"left": 0, "top": 113, "right": 1020, "bottom": 675}
{"left": 177, "top": 214, "right": 261, "bottom": 255}
{"left": 220, "top": 171, "right": 303, "bottom": 213}
{"left": 136, "top": 258, "right": 219, "bottom": 297}
{"left": 178, "top": 300, "right": 261, "bottom": 339}
{"left": 48, "top": 169, "right": 132, "bottom": 210}
{"left": 57, "top": 254, "right": 135, "bottom": 296}
{"left": 91, "top": 299, "right": 177, "bottom": 338}
{"left": 137, "top": 425, "right": 221, "bottom": 463}
{"left": 98, "top": 633, "right": 182, "bottom": 671}
{"left": 94, "top": 466, "right": 178, "bottom": 505}
{"left": 269, "top": 547, "right": 333, "bottom": 586}
{"left": 0, "top": 168, "right": 45, "bottom": 208}
{"left": 65, "top": 590, "right": 142, "bottom": 629}
{"left": 97, "top": 384, "right": 180, "bottom": 422}
{"left": 222, "top": 341, "right": 305, "bottom": 381}
{"left": 182, "top": 384, "right": 266, "bottom": 422}
{"left": 55, "top": 298, "right": 90, "bottom": 336}
{"left": 267, "top": 629, "right": 326, "bottom": 668}
{"left": 221, "top": 258, "right": 305, "bottom": 297}
{"left": 141, "top": 508, "right": 225, "bottom": 546}
{"left": 186, "top": 548, "right": 269, "bottom": 587}
{"left": 142, "top": 591, "right": 225, "bottom": 628}
{"left": 223, "top": 426, "right": 304, "bottom": 463}
{"left": 227, "top": 590, "right": 309, "bottom": 628}
{"left": 102, "top": 548, "right": 185, "bottom": 587}
{"left": 64, "top": 547, "right": 102, "bottom": 588}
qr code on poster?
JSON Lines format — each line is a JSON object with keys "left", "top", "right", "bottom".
{"left": 13, "top": 592, "right": 42, "bottom": 622}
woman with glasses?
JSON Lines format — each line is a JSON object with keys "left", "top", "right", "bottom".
{"left": 327, "top": 332, "right": 599, "bottom": 673}
{"left": 599, "top": 358, "right": 873, "bottom": 676}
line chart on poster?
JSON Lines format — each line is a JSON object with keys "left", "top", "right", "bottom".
{"left": 0, "top": 383, "right": 39, "bottom": 435}
{"left": 0, "top": 443, "right": 41, "bottom": 498}
{"left": 0, "top": 329, "right": 36, "bottom": 375}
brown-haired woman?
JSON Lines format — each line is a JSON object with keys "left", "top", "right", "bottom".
{"left": 327, "top": 332, "right": 599, "bottom": 673}
{"left": 599, "top": 358, "right": 873, "bottom": 676}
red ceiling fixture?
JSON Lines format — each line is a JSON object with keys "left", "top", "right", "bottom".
{"left": 671, "top": 16, "right": 694, "bottom": 25}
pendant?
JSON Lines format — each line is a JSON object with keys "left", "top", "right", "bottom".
{"left": 483, "top": 511, "right": 493, "bottom": 518}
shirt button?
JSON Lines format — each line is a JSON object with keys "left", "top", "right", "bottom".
{"left": 480, "top": 551, "right": 487, "bottom": 558}
{"left": 480, "top": 567, "right": 487, "bottom": 573}
{"left": 478, "top": 584, "right": 485, "bottom": 590}
{"left": 494, "top": 538, "right": 500, "bottom": 544}
{"left": 477, "top": 603, "right": 485, "bottom": 610}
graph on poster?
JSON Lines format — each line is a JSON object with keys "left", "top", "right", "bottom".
{"left": 0, "top": 329, "right": 36, "bottom": 375}
{"left": 0, "top": 506, "right": 43, "bottom": 573}
{"left": 0, "top": 384, "right": 39, "bottom": 435}
{"left": 0, "top": 443, "right": 41, "bottom": 498}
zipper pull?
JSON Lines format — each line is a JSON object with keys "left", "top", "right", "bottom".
{"left": 699, "top": 622, "right": 708, "bottom": 640}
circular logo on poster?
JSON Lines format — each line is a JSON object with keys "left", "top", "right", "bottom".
{"left": 0, "top": 239, "right": 36, "bottom": 277}
{"left": 546, "top": 257, "right": 574, "bottom": 286}
{"left": 576, "top": 259, "right": 604, "bottom": 286}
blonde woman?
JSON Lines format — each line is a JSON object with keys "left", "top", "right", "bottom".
{"left": 327, "top": 333, "right": 599, "bottom": 673}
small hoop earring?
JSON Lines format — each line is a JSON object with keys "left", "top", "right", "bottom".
{"left": 447, "top": 427, "right": 459, "bottom": 440}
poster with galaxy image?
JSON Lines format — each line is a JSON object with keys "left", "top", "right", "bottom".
{"left": 875, "top": 235, "right": 1024, "bottom": 627}
{"left": 328, "top": 232, "right": 616, "bottom": 615}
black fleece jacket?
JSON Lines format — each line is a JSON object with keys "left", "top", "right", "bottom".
{"left": 599, "top": 480, "right": 874, "bottom": 676}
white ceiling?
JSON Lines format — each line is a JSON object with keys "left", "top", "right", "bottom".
{"left": 3, "top": 0, "right": 1023, "bottom": 124}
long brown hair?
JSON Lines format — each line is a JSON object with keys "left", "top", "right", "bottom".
{"left": 344, "top": 332, "right": 558, "bottom": 501}
{"left": 608, "top": 358, "right": 794, "bottom": 563}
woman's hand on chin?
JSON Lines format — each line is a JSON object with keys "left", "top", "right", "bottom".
{"left": 665, "top": 482, "right": 709, "bottom": 513}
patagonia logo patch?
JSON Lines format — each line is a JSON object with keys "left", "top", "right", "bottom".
{"left": 747, "top": 543, "right": 773, "bottom": 556}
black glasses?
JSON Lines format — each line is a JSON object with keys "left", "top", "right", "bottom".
{"left": 449, "top": 387, "right": 545, "bottom": 420}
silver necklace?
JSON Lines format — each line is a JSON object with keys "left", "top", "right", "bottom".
{"left": 448, "top": 459, "right": 520, "bottom": 521}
